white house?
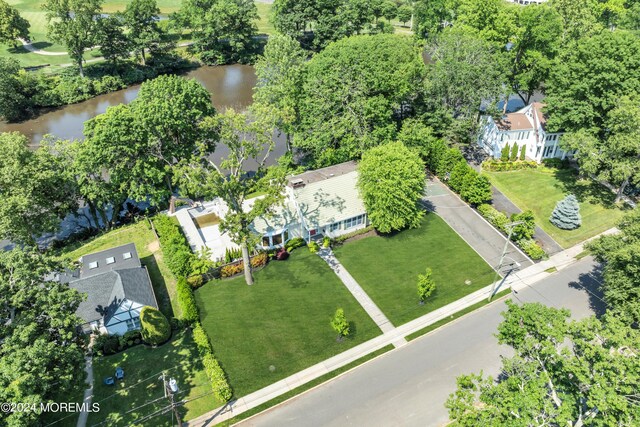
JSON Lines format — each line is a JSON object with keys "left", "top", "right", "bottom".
{"left": 177, "top": 161, "right": 370, "bottom": 261}
{"left": 506, "top": 0, "right": 547, "bottom": 5}
{"left": 477, "top": 102, "right": 574, "bottom": 163}
{"left": 56, "top": 243, "right": 159, "bottom": 335}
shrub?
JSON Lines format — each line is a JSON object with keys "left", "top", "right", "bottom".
{"left": 482, "top": 159, "right": 538, "bottom": 172}
{"left": 461, "top": 173, "right": 492, "bottom": 206}
{"left": 140, "top": 306, "right": 171, "bottom": 346}
{"left": 331, "top": 225, "right": 375, "bottom": 244}
{"left": 122, "top": 330, "right": 141, "bottom": 343}
{"left": 284, "top": 237, "right": 305, "bottom": 252}
{"left": 203, "top": 353, "right": 233, "bottom": 402}
{"left": 331, "top": 308, "right": 350, "bottom": 338}
{"left": 176, "top": 278, "right": 199, "bottom": 324}
{"left": 517, "top": 239, "right": 547, "bottom": 260}
{"left": 187, "top": 275, "right": 204, "bottom": 289}
{"left": 308, "top": 241, "right": 320, "bottom": 253}
{"left": 501, "top": 143, "right": 510, "bottom": 162}
{"left": 542, "top": 158, "right": 570, "bottom": 169}
{"left": 519, "top": 144, "right": 526, "bottom": 161}
{"left": 417, "top": 268, "right": 436, "bottom": 303}
{"left": 510, "top": 210, "right": 536, "bottom": 241}
{"left": 322, "top": 236, "right": 331, "bottom": 248}
{"left": 220, "top": 262, "right": 243, "bottom": 278}
{"left": 224, "top": 247, "right": 243, "bottom": 264}
{"left": 477, "top": 204, "right": 508, "bottom": 232}
{"left": 437, "top": 148, "right": 465, "bottom": 177}
{"left": 192, "top": 323, "right": 213, "bottom": 356}
{"left": 549, "top": 194, "right": 581, "bottom": 230}
{"left": 510, "top": 143, "right": 519, "bottom": 162}
{"left": 250, "top": 252, "right": 268, "bottom": 268}
{"left": 102, "top": 335, "right": 121, "bottom": 355}
{"left": 153, "top": 215, "right": 195, "bottom": 278}
{"left": 276, "top": 249, "right": 290, "bottom": 260}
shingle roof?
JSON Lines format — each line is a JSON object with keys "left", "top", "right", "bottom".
{"left": 496, "top": 113, "right": 533, "bottom": 131}
{"left": 79, "top": 243, "right": 140, "bottom": 278}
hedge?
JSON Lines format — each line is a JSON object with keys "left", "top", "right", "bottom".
{"left": 517, "top": 239, "right": 547, "bottom": 260}
{"left": 140, "top": 306, "right": 171, "bottom": 346}
{"left": 284, "top": 237, "right": 306, "bottom": 252}
{"left": 482, "top": 159, "right": 538, "bottom": 172}
{"left": 477, "top": 204, "right": 508, "bottom": 232}
{"left": 203, "top": 353, "right": 233, "bottom": 402}
{"left": 192, "top": 323, "right": 212, "bottom": 356}
{"left": 176, "top": 278, "right": 199, "bottom": 324}
{"left": 331, "top": 225, "right": 375, "bottom": 245}
{"left": 153, "top": 215, "right": 194, "bottom": 278}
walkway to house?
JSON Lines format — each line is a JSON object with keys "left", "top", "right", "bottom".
{"left": 317, "top": 248, "right": 406, "bottom": 347}
{"left": 423, "top": 178, "right": 533, "bottom": 271}
{"left": 76, "top": 353, "right": 94, "bottom": 427}
{"left": 490, "top": 185, "right": 564, "bottom": 255}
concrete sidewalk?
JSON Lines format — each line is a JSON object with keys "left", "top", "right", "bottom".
{"left": 424, "top": 178, "right": 532, "bottom": 270}
{"left": 186, "top": 231, "right": 614, "bottom": 427}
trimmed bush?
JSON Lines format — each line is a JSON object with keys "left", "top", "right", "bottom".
{"left": 518, "top": 239, "right": 547, "bottom": 260}
{"left": 322, "top": 236, "right": 331, "bottom": 248}
{"left": 482, "top": 159, "right": 538, "bottom": 172}
{"left": 187, "top": 274, "right": 204, "bottom": 289}
{"left": 140, "top": 306, "right": 171, "bottom": 346}
{"left": 203, "top": 353, "right": 233, "bottom": 402}
{"left": 176, "top": 278, "right": 199, "bottom": 324}
{"left": 542, "top": 158, "right": 570, "bottom": 169}
{"left": 220, "top": 262, "right": 243, "bottom": 278}
{"left": 549, "top": 194, "right": 582, "bottom": 230}
{"left": 192, "top": 323, "right": 213, "bottom": 356}
{"left": 510, "top": 143, "right": 519, "bottom": 162}
{"left": 477, "top": 204, "right": 508, "bottom": 232}
{"left": 308, "top": 241, "right": 320, "bottom": 253}
{"left": 153, "top": 215, "right": 195, "bottom": 278}
{"left": 501, "top": 143, "right": 510, "bottom": 162}
{"left": 250, "top": 252, "right": 268, "bottom": 268}
{"left": 417, "top": 268, "right": 436, "bottom": 303}
{"left": 519, "top": 144, "right": 526, "bottom": 161}
{"left": 331, "top": 308, "right": 350, "bottom": 338}
{"left": 510, "top": 210, "right": 536, "bottom": 241}
{"left": 331, "top": 225, "right": 375, "bottom": 244}
{"left": 284, "top": 237, "right": 305, "bottom": 252}
{"left": 276, "top": 248, "right": 290, "bottom": 260}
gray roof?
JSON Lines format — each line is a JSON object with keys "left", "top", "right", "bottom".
{"left": 287, "top": 161, "right": 358, "bottom": 187}
{"left": 69, "top": 267, "right": 157, "bottom": 324}
{"left": 79, "top": 243, "right": 140, "bottom": 278}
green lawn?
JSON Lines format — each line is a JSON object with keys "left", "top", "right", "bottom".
{"left": 195, "top": 250, "right": 381, "bottom": 397}
{"left": 55, "top": 220, "right": 180, "bottom": 318}
{"left": 88, "top": 331, "right": 223, "bottom": 426}
{"left": 256, "top": 2, "right": 274, "bottom": 35}
{"left": 333, "top": 213, "right": 497, "bottom": 326}
{"left": 484, "top": 168, "right": 628, "bottom": 248}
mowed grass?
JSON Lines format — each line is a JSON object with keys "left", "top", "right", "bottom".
{"left": 195, "top": 250, "right": 381, "bottom": 397}
{"left": 485, "top": 168, "right": 628, "bottom": 248}
{"left": 88, "top": 331, "right": 223, "bottom": 426}
{"left": 333, "top": 213, "right": 496, "bottom": 326}
{"left": 55, "top": 219, "right": 180, "bottom": 318}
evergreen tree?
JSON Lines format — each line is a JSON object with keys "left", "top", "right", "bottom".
{"left": 549, "top": 194, "right": 581, "bottom": 230}
{"left": 519, "top": 144, "right": 526, "bottom": 161}
{"left": 501, "top": 143, "right": 510, "bottom": 162}
{"left": 510, "top": 143, "right": 519, "bottom": 161}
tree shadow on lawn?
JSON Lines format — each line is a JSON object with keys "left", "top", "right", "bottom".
{"left": 567, "top": 264, "right": 607, "bottom": 318}
{"left": 90, "top": 331, "right": 203, "bottom": 426}
{"left": 552, "top": 169, "right": 628, "bottom": 210}
{"left": 142, "top": 254, "right": 175, "bottom": 319}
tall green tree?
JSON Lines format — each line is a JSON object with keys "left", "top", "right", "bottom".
{"left": 0, "top": 248, "right": 85, "bottom": 427}
{"left": 175, "top": 109, "right": 285, "bottom": 286}
{"left": 179, "top": 0, "right": 258, "bottom": 64}
{"left": 358, "top": 141, "right": 426, "bottom": 233}
{"left": 550, "top": 0, "right": 603, "bottom": 42}
{"left": 124, "top": 0, "right": 163, "bottom": 65}
{"left": 455, "top": 0, "right": 517, "bottom": 47}
{"left": 447, "top": 301, "right": 640, "bottom": 426}
{"left": 295, "top": 34, "right": 426, "bottom": 167}
{"left": 0, "top": 132, "right": 78, "bottom": 244}
{"left": 98, "top": 14, "right": 130, "bottom": 67}
{"left": 43, "top": 0, "right": 103, "bottom": 77}
{"left": 0, "top": 0, "right": 30, "bottom": 46}
{"left": 0, "top": 57, "right": 30, "bottom": 122}
{"left": 588, "top": 209, "right": 640, "bottom": 323}
{"left": 252, "top": 34, "right": 307, "bottom": 152}
{"left": 545, "top": 30, "right": 640, "bottom": 136}
{"left": 561, "top": 96, "right": 640, "bottom": 201}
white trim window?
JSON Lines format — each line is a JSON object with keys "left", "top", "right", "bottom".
{"left": 330, "top": 221, "right": 341, "bottom": 232}
{"left": 126, "top": 316, "right": 141, "bottom": 331}
{"left": 344, "top": 214, "right": 366, "bottom": 229}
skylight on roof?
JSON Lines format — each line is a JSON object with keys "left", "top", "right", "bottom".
{"left": 88, "top": 261, "right": 99, "bottom": 269}
{"left": 123, "top": 252, "right": 132, "bottom": 260}
{"left": 106, "top": 257, "right": 115, "bottom": 265}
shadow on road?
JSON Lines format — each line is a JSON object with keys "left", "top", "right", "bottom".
{"left": 568, "top": 264, "right": 606, "bottom": 318}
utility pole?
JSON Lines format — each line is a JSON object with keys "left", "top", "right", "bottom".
{"left": 488, "top": 221, "right": 524, "bottom": 301}
{"left": 159, "top": 372, "right": 182, "bottom": 426}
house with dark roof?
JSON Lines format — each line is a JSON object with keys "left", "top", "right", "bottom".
{"left": 65, "top": 243, "right": 158, "bottom": 335}
{"left": 477, "top": 102, "right": 575, "bottom": 163}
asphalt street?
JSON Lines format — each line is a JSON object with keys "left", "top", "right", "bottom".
{"left": 238, "top": 257, "right": 605, "bottom": 427}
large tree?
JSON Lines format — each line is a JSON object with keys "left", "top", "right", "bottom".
{"left": 447, "top": 301, "right": 640, "bottom": 426}
{"left": 455, "top": 0, "right": 517, "bottom": 47}
{"left": 545, "top": 30, "right": 640, "bottom": 136}
{"left": 0, "top": 57, "right": 30, "bottom": 122}
{"left": 550, "top": 0, "right": 603, "bottom": 42}
{"left": 97, "top": 14, "right": 130, "bottom": 67}
{"left": 0, "top": 248, "right": 85, "bottom": 427}
{"left": 0, "top": 132, "right": 78, "bottom": 244}
{"left": 178, "top": 0, "right": 258, "bottom": 64}
{"left": 412, "top": 0, "right": 456, "bottom": 38}
{"left": 358, "top": 141, "right": 426, "bottom": 233}
{"left": 175, "top": 109, "right": 285, "bottom": 286}
{"left": 43, "top": 0, "right": 103, "bottom": 77}
{"left": 0, "top": 0, "right": 30, "bottom": 46}
{"left": 252, "top": 34, "right": 307, "bottom": 152}
{"left": 295, "top": 34, "right": 426, "bottom": 167}
{"left": 124, "top": 0, "right": 163, "bottom": 65}
{"left": 588, "top": 209, "right": 640, "bottom": 323}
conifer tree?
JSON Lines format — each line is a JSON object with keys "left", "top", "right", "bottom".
{"left": 510, "top": 143, "right": 519, "bottom": 161}
{"left": 519, "top": 144, "right": 526, "bottom": 161}
{"left": 501, "top": 143, "right": 510, "bottom": 162}
{"left": 549, "top": 194, "right": 581, "bottom": 230}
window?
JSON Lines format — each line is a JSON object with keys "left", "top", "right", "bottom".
{"left": 330, "top": 221, "right": 341, "bottom": 232}
{"left": 344, "top": 214, "right": 365, "bottom": 229}
{"left": 272, "top": 233, "right": 283, "bottom": 246}
{"left": 262, "top": 236, "right": 270, "bottom": 247}
{"left": 88, "top": 261, "right": 98, "bottom": 269}
{"left": 122, "top": 252, "right": 132, "bottom": 260}
{"left": 283, "top": 230, "right": 289, "bottom": 242}
{"left": 126, "top": 317, "right": 140, "bottom": 331}
{"left": 105, "top": 257, "right": 115, "bottom": 265}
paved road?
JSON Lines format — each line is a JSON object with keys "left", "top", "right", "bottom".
{"left": 238, "top": 257, "right": 604, "bottom": 427}
{"left": 424, "top": 178, "right": 532, "bottom": 271}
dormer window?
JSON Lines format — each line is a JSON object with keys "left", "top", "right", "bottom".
{"left": 105, "top": 257, "right": 115, "bottom": 265}
{"left": 123, "top": 252, "right": 132, "bottom": 260}
{"left": 88, "top": 261, "right": 99, "bottom": 269}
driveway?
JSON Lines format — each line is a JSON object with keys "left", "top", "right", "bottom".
{"left": 238, "top": 257, "right": 604, "bottom": 427}
{"left": 491, "top": 185, "right": 564, "bottom": 255}
{"left": 423, "top": 178, "right": 532, "bottom": 271}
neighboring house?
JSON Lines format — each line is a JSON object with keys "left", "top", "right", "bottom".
{"left": 506, "top": 0, "right": 546, "bottom": 5}
{"left": 477, "top": 102, "right": 574, "bottom": 163}
{"left": 56, "top": 243, "right": 158, "bottom": 335}
{"left": 178, "top": 161, "right": 370, "bottom": 260}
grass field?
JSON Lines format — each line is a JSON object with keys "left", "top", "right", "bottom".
{"left": 484, "top": 168, "right": 628, "bottom": 248}
{"left": 56, "top": 220, "right": 180, "bottom": 318}
{"left": 333, "top": 213, "right": 497, "bottom": 326}
{"left": 88, "top": 331, "right": 223, "bottom": 426}
{"left": 195, "top": 249, "right": 381, "bottom": 398}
